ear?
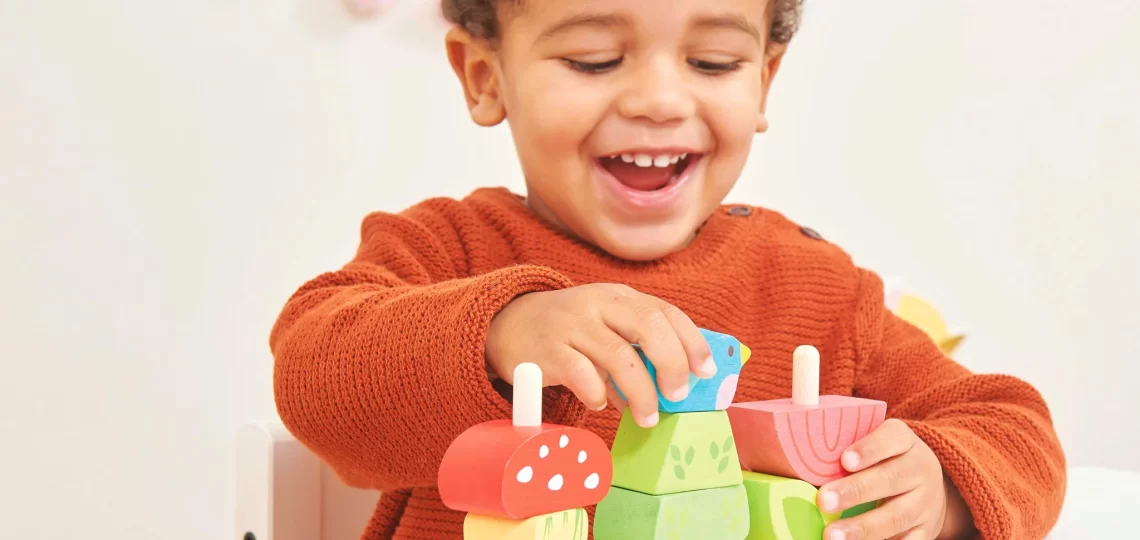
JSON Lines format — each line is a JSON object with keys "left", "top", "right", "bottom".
{"left": 756, "top": 43, "right": 787, "bottom": 133}
{"left": 445, "top": 27, "right": 506, "bottom": 127}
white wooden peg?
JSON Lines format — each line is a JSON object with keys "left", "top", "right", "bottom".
{"left": 792, "top": 345, "right": 820, "bottom": 406}
{"left": 513, "top": 362, "right": 543, "bottom": 427}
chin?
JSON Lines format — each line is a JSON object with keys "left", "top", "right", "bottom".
{"left": 585, "top": 220, "right": 699, "bottom": 262}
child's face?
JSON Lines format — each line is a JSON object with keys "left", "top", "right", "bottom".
{"left": 447, "top": 0, "right": 784, "bottom": 261}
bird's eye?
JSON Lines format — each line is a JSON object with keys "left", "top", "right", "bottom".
{"left": 728, "top": 346, "right": 734, "bottom": 357}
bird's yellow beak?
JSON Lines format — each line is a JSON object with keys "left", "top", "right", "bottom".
{"left": 740, "top": 344, "right": 751, "bottom": 365}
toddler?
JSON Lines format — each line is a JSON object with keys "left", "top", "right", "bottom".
{"left": 269, "top": 0, "right": 1066, "bottom": 538}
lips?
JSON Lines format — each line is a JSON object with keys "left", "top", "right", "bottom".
{"left": 598, "top": 153, "right": 695, "bottom": 192}
{"left": 592, "top": 150, "right": 705, "bottom": 214}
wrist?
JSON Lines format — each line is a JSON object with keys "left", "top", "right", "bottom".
{"left": 485, "top": 355, "right": 500, "bottom": 382}
{"left": 938, "top": 476, "right": 976, "bottom": 539}
{"left": 484, "top": 294, "right": 522, "bottom": 384}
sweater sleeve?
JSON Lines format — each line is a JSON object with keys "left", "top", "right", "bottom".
{"left": 848, "top": 269, "right": 1066, "bottom": 540}
{"left": 268, "top": 207, "right": 588, "bottom": 492}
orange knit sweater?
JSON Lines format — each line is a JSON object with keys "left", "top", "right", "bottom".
{"left": 269, "top": 187, "right": 1066, "bottom": 540}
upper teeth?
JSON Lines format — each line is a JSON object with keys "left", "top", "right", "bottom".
{"left": 618, "top": 153, "right": 687, "bottom": 168}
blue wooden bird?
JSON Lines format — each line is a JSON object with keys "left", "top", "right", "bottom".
{"left": 614, "top": 328, "right": 750, "bottom": 413}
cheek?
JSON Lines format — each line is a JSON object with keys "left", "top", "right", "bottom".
{"left": 704, "top": 81, "right": 763, "bottom": 157}
{"left": 503, "top": 69, "right": 612, "bottom": 218}
{"left": 507, "top": 69, "right": 607, "bottom": 160}
{"left": 695, "top": 82, "right": 763, "bottom": 199}
{"left": 704, "top": 83, "right": 762, "bottom": 149}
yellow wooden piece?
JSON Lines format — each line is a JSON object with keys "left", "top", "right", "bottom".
{"left": 893, "top": 294, "right": 966, "bottom": 355}
{"left": 463, "top": 508, "right": 588, "bottom": 540}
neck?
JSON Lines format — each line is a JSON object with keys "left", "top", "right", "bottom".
{"left": 522, "top": 192, "right": 702, "bottom": 261}
{"left": 520, "top": 194, "right": 565, "bottom": 235}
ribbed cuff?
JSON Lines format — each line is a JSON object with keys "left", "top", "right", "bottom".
{"left": 905, "top": 420, "right": 1005, "bottom": 539}
{"left": 457, "top": 265, "right": 588, "bottom": 428}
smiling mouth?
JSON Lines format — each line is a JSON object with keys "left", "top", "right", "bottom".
{"left": 597, "top": 153, "right": 700, "bottom": 192}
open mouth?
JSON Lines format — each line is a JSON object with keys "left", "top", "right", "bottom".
{"left": 597, "top": 152, "right": 700, "bottom": 192}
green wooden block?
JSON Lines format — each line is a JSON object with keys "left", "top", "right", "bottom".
{"left": 593, "top": 484, "right": 750, "bottom": 540}
{"left": 741, "top": 472, "right": 877, "bottom": 540}
{"left": 611, "top": 408, "right": 742, "bottom": 495}
{"left": 841, "top": 500, "right": 879, "bottom": 519}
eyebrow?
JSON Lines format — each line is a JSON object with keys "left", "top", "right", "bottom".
{"left": 537, "top": 12, "right": 629, "bottom": 42}
{"left": 535, "top": 11, "right": 764, "bottom": 45}
{"left": 691, "top": 13, "right": 763, "bottom": 45}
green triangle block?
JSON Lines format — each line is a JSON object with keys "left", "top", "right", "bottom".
{"left": 611, "top": 408, "right": 742, "bottom": 495}
{"left": 593, "top": 484, "right": 750, "bottom": 540}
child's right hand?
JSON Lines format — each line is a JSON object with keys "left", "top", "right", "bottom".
{"left": 485, "top": 284, "right": 716, "bottom": 428}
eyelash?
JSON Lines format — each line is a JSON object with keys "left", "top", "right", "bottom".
{"left": 565, "top": 58, "right": 623, "bottom": 73}
{"left": 688, "top": 59, "right": 742, "bottom": 74}
{"left": 563, "top": 58, "right": 742, "bottom": 75}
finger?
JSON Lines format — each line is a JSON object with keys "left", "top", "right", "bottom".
{"left": 553, "top": 344, "right": 609, "bottom": 412}
{"left": 652, "top": 296, "right": 716, "bottom": 378}
{"left": 597, "top": 285, "right": 712, "bottom": 378}
{"left": 890, "top": 526, "right": 931, "bottom": 540}
{"left": 592, "top": 365, "right": 629, "bottom": 412}
{"left": 824, "top": 490, "right": 924, "bottom": 540}
{"left": 603, "top": 295, "right": 691, "bottom": 402}
{"left": 818, "top": 452, "right": 924, "bottom": 513}
{"left": 569, "top": 322, "right": 660, "bottom": 427}
{"left": 604, "top": 375, "right": 629, "bottom": 412}
{"left": 841, "top": 419, "right": 917, "bottom": 473}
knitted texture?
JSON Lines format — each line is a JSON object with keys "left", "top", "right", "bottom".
{"left": 269, "top": 187, "right": 1066, "bottom": 540}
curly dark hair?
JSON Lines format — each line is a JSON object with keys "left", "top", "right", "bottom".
{"left": 441, "top": 0, "right": 804, "bottom": 47}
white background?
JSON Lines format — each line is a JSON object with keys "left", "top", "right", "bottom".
{"left": 2, "top": 0, "right": 1137, "bottom": 538}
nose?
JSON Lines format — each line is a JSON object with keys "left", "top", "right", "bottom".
{"left": 616, "top": 57, "right": 696, "bottom": 124}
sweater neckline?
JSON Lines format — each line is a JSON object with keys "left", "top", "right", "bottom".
{"left": 473, "top": 187, "right": 748, "bottom": 272}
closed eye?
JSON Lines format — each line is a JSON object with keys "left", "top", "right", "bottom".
{"left": 564, "top": 58, "right": 623, "bottom": 74}
{"left": 688, "top": 59, "right": 742, "bottom": 74}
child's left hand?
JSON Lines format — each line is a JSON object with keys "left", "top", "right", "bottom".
{"left": 816, "top": 419, "right": 956, "bottom": 540}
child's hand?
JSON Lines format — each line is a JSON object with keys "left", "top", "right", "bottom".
{"left": 485, "top": 284, "right": 715, "bottom": 427}
{"left": 817, "top": 419, "right": 952, "bottom": 540}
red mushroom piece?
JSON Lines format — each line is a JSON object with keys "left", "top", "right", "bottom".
{"left": 438, "top": 363, "right": 614, "bottom": 519}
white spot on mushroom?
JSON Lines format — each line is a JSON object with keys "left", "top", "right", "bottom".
{"left": 539, "top": 445, "right": 549, "bottom": 458}
{"left": 548, "top": 474, "right": 564, "bottom": 491}
{"left": 584, "top": 473, "right": 600, "bottom": 489}
{"left": 559, "top": 434, "right": 569, "bottom": 448}
{"left": 516, "top": 466, "right": 533, "bottom": 483}
{"left": 578, "top": 450, "right": 587, "bottom": 463}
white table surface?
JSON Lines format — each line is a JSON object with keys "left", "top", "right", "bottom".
{"left": 1046, "top": 466, "right": 1140, "bottom": 538}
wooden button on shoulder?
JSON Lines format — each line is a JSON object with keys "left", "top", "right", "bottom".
{"left": 727, "top": 206, "right": 752, "bottom": 217}
{"left": 800, "top": 226, "right": 824, "bottom": 240}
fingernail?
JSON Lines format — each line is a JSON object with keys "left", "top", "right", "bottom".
{"left": 669, "top": 384, "right": 690, "bottom": 401}
{"left": 593, "top": 402, "right": 607, "bottom": 411}
{"left": 829, "top": 529, "right": 846, "bottom": 540}
{"left": 842, "top": 450, "right": 859, "bottom": 471}
{"left": 701, "top": 356, "right": 717, "bottom": 377}
{"left": 822, "top": 490, "right": 839, "bottom": 511}
{"left": 641, "top": 411, "right": 659, "bottom": 427}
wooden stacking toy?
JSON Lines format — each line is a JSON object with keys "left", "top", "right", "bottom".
{"left": 595, "top": 329, "right": 752, "bottom": 539}
{"left": 615, "top": 328, "right": 751, "bottom": 413}
{"left": 438, "top": 363, "right": 613, "bottom": 539}
{"left": 741, "top": 471, "right": 879, "bottom": 539}
{"left": 727, "top": 345, "right": 887, "bottom": 487}
{"left": 598, "top": 336, "right": 886, "bottom": 539}
{"left": 728, "top": 345, "right": 886, "bottom": 539}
